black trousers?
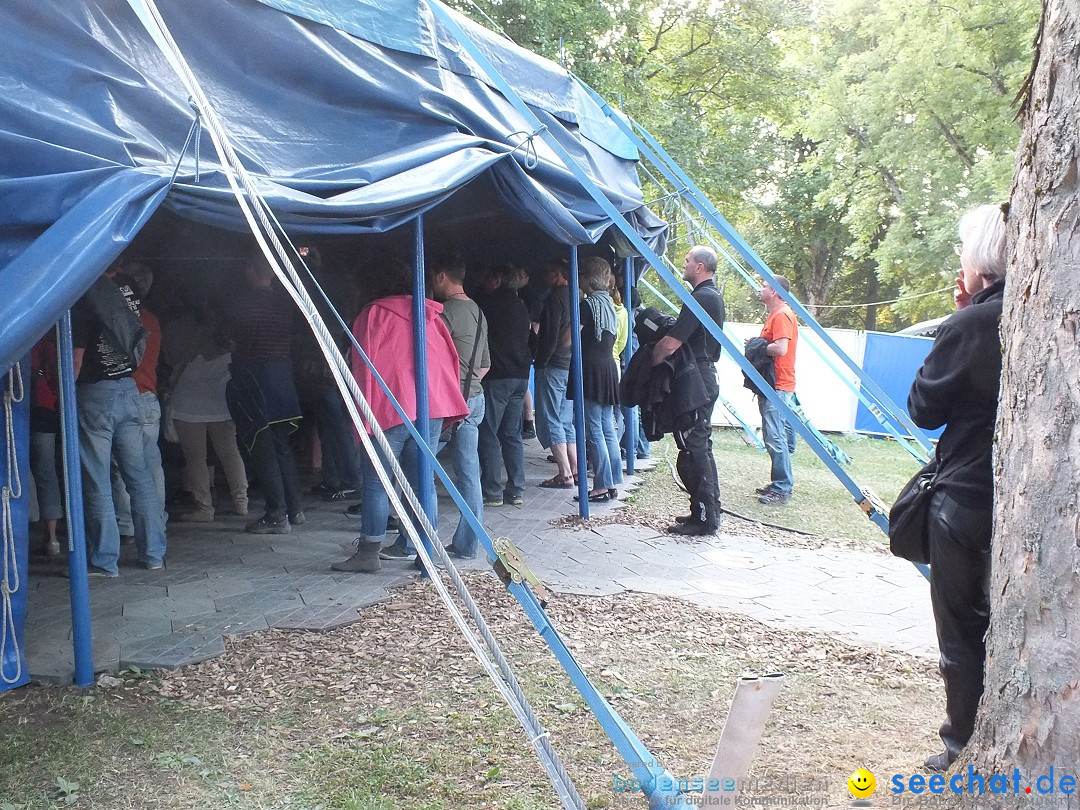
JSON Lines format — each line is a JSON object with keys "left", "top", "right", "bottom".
{"left": 249, "top": 421, "right": 302, "bottom": 522}
{"left": 674, "top": 365, "right": 721, "bottom": 529}
{"left": 927, "top": 489, "right": 992, "bottom": 761}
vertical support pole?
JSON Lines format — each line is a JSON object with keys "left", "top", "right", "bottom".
{"left": 622, "top": 258, "right": 637, "bottom": 477}
{"left": 412, "top": 215, "right": 435, "bottom": 555}
{"left": 57, "top": 316, "right": 94, "bottom": 687}
{"left": 567, "top": 246, "right": 589, "bottom": 519}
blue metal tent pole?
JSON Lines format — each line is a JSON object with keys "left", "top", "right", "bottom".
{"left": 567, "top": 247, "right": 589, "bottom": 518}
{"left": 617, "top": 106, "right": 934, "bottom": 457}
{"left": 413, "top": 215, "right": 435, "bottom": 558}
{"left": 56, "top": 316, "right": 94, "bottom": 687}
{"left": 622, "top": 258, "right": 636, "bottom": 477}
{"left": 430, "top": 1, "right": 899, "bottom": 549}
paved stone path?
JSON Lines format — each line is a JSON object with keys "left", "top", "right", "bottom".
{"left": 22, "top": 445, "right": 936, "bottom": 683}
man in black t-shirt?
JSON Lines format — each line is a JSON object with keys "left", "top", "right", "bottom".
{"left": 651, "top": 245, "right": 726, "bottom": 535}
{"left": 73, "top": 266, "right": 168, "bottom": 575}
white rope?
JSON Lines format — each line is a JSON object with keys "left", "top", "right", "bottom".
{"left": 1, "top": 363, "right": 26, "bottom": 684}
{"left": 128, "top": 3, "right": 584, "bottom": 805}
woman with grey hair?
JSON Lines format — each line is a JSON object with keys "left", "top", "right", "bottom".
{"left": 569, "top": 256, "right": 622, "bottom": 502}
{"left": 907, "top": 203, "right": 1008, "bottom": 772}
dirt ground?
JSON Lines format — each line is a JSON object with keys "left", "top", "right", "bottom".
{"left": 3, "top": 567, "right": 943, "bottom": 810}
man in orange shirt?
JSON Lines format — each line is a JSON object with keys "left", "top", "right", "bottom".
{"left": 756, "top": 275, "right": 798, "bottom": 504}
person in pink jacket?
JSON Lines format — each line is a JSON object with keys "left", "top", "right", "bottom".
{"left": 332, "top": 261, "right": 467, "bottom": 573}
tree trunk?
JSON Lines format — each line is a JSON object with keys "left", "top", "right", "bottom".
{"left": 960, "top": 0, "right": 1080, "bottom": 800}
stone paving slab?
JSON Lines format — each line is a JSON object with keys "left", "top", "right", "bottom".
{"left": 21, "top": 438, "right": 938, "bottom": 682}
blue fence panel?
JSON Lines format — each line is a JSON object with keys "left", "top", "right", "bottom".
{"left": 855, "top": 333, "right": 943, "bottom": 440}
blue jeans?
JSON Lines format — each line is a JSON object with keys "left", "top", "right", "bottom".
{"left": 315, "top": 377, "right": 362, "bottom": 491}
{"left": 249, "top": 421, "right": 302, "bottom": 522}
{"left": 534, "top": 366, "right": 574, "bottom": 449}
{"left": 479, "top": 378, "right": 527, "bottom": 502}
{"left": 362, "top": 418, "right": 442, "bottom": 547}
{"left": 113, "top": 390, "right": 167, "bottom": 535}
{"left": 584, "top": 400, "right": 623, "bottom": 490}
{"left": 78, "top": 378, "right": 167, "bottom": 572}
{"left": 29, "top": 431, "right": 63, "bottom": 521}
{"left": 617, "top": 408, "right": 651, "bottom": 460}
{"left": 445, "top": 393, "right": 485, "bottom": 558}
{"left": 759, "top": 389, "right": 795, "bottom": 495}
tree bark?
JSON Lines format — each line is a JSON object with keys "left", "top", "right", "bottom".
{"left": 960, "top": 0, "right": 1080, "bottom": 800}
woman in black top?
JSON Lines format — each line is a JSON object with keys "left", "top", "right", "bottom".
{"left": 907, "top": 203, "right": 1008, "bottom": 772}
{"left": 571, "top": 257, "right": 622, "bottom": 501}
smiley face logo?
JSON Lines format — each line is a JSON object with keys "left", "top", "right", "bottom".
{"left": 848, "top": 768, "right": 876, "bottom": 799}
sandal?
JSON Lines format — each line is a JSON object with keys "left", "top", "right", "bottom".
{"left": 575, "top": 490, "right": 612, "bottom": 503}
{"left": 539, "top": 474, "right": 575, "bottom": 489}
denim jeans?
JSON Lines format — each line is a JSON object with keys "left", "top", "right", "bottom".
{"left": 479, "top": 377, "right": 527, "bottom": 502}
{"left": 617, "top": 407, "right": 650, "bottom": 460}
{"left": 534, "top": 366, "right": 574, "bottom": 449}
{"left": 113, "top": 390, "right": 168, "bottom": 535}
{"left": 363, "top": 418, "right": 442, "bottom": 548}
{"left": 249, "top": 421, "right": 302, "bottom": 522}
{"left": 759, "top": 389, "right": 795, "bottom": 495}
{"left": 315, "top": 377, "right": 362, "bottom": 491}
{"left": 445, "top": 393, "right": 485, "bottom": 558}
{"left": 584, "top": 400, "right": 622, "bottom": 490}
{"left": 29, "top": 431, "right": 63, "bottom": 521}
{"left": 78, "top": 378, "right": 167, "bottom": 572}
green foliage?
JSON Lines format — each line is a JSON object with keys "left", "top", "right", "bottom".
{"left": 448, "top": 0, "right": 1038, "bottom": 329}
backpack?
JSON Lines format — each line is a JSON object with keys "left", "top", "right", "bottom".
{"left": 82, "top": 276, "right": 148, "bottom": 368}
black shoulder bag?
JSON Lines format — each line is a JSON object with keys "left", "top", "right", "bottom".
{"left": 888, "top": 457, "right": 938, "bottom": 564}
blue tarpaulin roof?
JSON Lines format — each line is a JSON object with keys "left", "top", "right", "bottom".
{"left": 0, "top": 0, "right": 665, "bottom": 373}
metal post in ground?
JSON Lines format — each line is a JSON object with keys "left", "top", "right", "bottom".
{"left": 567, "top": 246, "right": 589, "bottom": 519}
{"left": 57, "top": 316, "right": 94, "bottom": 687}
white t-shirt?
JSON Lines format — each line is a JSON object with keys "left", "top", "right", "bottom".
{"left": 169, "top": 353, "right": 233, "bottom": 423}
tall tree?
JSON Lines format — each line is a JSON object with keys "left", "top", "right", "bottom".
{"left": 961, "top": 0, "right": 1080, "bottom": 797}
{"left": 781, "top": 0, "right": 1037, "bottom": 326}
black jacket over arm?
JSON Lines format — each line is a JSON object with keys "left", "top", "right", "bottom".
{"left": 907, "top": 279, "right": 1005, "bottom": 510}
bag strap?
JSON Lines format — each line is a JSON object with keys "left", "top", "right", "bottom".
{"left": 460, "top": 305, "right": 484, "bottom": 399}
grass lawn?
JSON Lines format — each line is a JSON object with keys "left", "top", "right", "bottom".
{"left": 630, "top": 428, "right": 923, "bottom": 546}
{"left": 0, "top": 433, "right": 939, "bottom": 809}
{"left": 0, "top": 576, "right": 940, "bottom": 810}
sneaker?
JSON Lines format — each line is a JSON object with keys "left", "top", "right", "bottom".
{"left": 483, "top": 498, "right": 503, "bottom": 508}
{"left": 88, "top": 565, "right": 119, "bottom": 578}
{"left": 324, "top": 488, "right": 358, "bottom": 502}
{"left": 379, "top": 544, "right": 416, "bottom": 561}
{"left": 754, "top": 484, "right": 776, "bottom": 496}
{"left": 139, "top": 561, "right": 165, "bottom": 570}
{"left": 246, "top": 516, "right": 291, "bottom": 535}
{"left": 504, "top": 495, "right": 524, "bottom": 506}
{"left": 345, "top": 502, "right": 363, "bottom": 518}
{"left": 289, "top": 511, "right": 306, "bottom": 526}
{"left": 758, "top": 489, "right": 790, "bottom": 505}
{"left": 309, "top": 482, "right": 334, "bottom": 497}
{"left": 45, "top": 540, "right": 62, "bottom": 558}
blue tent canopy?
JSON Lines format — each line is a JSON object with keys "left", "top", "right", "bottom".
{"left": 0, "top": 0, "right": 666, "bottom": 373}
